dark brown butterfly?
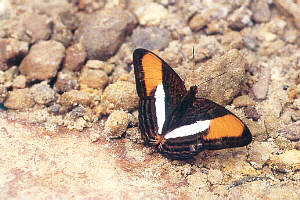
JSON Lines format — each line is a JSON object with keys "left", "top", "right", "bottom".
{"left": 133, "top": 48, "right": 252, "bottom": 159}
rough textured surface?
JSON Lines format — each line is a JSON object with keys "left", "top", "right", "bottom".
{"left": 0, "top": 1, "right": 300, "bottom": 199}
{"left": 19, "top": 40, "right": 65, "bottom": 81}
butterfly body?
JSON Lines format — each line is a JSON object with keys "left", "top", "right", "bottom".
{"left": 133, "top": 48, "right": 252, "bottom": 159}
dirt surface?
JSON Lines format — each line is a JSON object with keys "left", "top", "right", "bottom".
{"left": 0, "top": 0, "right": 300, "bottom": 199}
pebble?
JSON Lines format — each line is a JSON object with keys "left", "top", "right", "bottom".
{"left": 12, "top": 75, "right": 26, "bottom": 89}
{"left": 55, "top": 70, "right": 79, "bottom": 93}
{"left": 134, "top": 2, "right": 168, "bottom": 26}
{"left": 85, "top": 60, "right": 114, "bottom": 75}
{"left": 0, "top": 85, "right": 8, "bottom": 103}
{"left": 79, "top": 66, "right": 108, "bottom": 90}
{"left": 4, "top": 88, "right": 35, "bottom": 109}
{"left": 184, "top": 49, "right": 246, "bottom": 105}
{"left": 59, "top": 90, "right": 93, "bottom": 108}
{"left": 75, "top": 7, "right": 136, "bottom": 60}
{"left": 222, "top": 31, "right": 243, "bottom": 49}
{"left": 207, "top": 169, "right": 223, "bottom": 185}
{"left": 161, "top": 41, "right": 182, "bottom": 67}
{"left": 58, "top": 10, "right": 79, "bottom": 31}
{"left": 279, "top": 122, "right": 300, "bottom": 142}
{"left": 126, "top": 127, "right": 142, "bottom": 143}
{"left": 131, "top": 27, "right": 171, "bottom": 51}
{"left": 205, "top": 19, "right": 227, "bottom": 35}
{"left": 243, "top": 106, "right": 261, "bottom": 121}
{"left": 19, "top": 40, "right": 65, "bottom": 81}
{"left": 0, "top": 38, "right": 29, "bottom": 71}
{"left": 250, "top": 0, "right": 271, "bottom": 23}
{"left": 232, "top": 95, "right": 256, "bottom": 107}
{"left": 189, "top": 13, "right": 208, "bottom": 32}
{"left": 243, "top": 35, "right": 257, "bottom": 51}
{"left": 30, "top": 82, "right": 56, "bottom": 105}
{"left": 101, "top": 80, "right": 139, "bottom": 113}
{"left": 23, "top": 13, "right": 52, "bottom": 43}
{"left": 268, "top": 149, "right": 300, "bottom": 172}
{"left": 104, "top": 110, "right": 130, "bottom": 138}
{"left": 51, "top": 20, "right": 73, "bottom": 47}
{"left": 63, "top": 43, "right": 87, "bottom": 71}
{"left": 253, "top": 65, "right": 271, "bottom": 100}
{"left": 273, "top": 0, "right": 300, "bottom": 29}
{"left": 291, "top": 110, "right": 300, "bottom": 122}
{"left": 248, "top": 141, "right": 276, "bottom": 169}
{"left": 228, "top": 6, "right": 252, "bottom": 30}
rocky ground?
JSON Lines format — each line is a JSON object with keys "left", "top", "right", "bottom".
{"left": 0, "top": 0, "right": 299, "bottom": 199}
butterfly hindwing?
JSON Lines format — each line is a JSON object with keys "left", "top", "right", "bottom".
{"left": 160, "top": 98, "right": 252, "bottom": 159}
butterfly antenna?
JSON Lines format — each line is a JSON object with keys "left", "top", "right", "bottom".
{"left": 198, "top": 71, "right": 227, "bottom": 86}
{"left": 192, "top": 46, "right": 195, "bottom": 83}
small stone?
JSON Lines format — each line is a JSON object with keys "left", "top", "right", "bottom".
{"left": 273, "top": 0, "right": 300, "bottom": 29}
{"left": 248, "top": 141, "right": 276, "bottom": 169}
{"left": 161, "top": 41, "right": 182, "bottom": 67}
{"left": 20, "top": 40, "right": 65, "bottom": 81}
{"left": 23, "top": 13, "right": 52, "bottom": 43}
{"left": 250, "top": 0, "right": 271, "bottom": 23}
{"left": 0, "top": 85, "right": 8, "bottom": 103}
{"left": 205, "top": 20, "right": 227, "bottom": 35}
{"left": 228, "top": 6, "right": 252, "bottom": 30}
{"left": 126, "top": 127, "right": 142, "bottom": 143}
{"left": 89, "top": 133, "right": 100, "bottom": 142}
{"left": 134, "top": 2, "right": 168, "bottom": 26}
{"left": 31, "top": 82, "right": 56, "bottom": 105}
{"left": 59, "top": 90, "right": 93, "bottom": 107}
{"left": 222, "top": 31, "right": 243, "bottom": 49}
{"left": 268, "top": 150, "right": 300, "bottom": 172}
{"left": 132, "top": 27, "right": 171, "bottom": 51}
{"left": 232, "top": 95, "right": 256, "bottom": 107}
{"left": 291, "top": 110, "right": 300, "bottom": 122}
{"left": 279, "top": 122, "right": 300, "bottom": 142}
{"left": 13, "top": 75, "right": 26, "bottom": 89}
{"left": 253, "top": 65, "right": 271, "bottom": 100}
{"left": 85, "top": 60, "right": 114, "bottom": 75}
{"left": 74, "top": 7, "right": 136, "bottom": 60}
{"left": 189, "top": 13, "right": 208, "bottom": 32}
{"left": 207, "top": 169, "right": 223, "bottom": 185}
{"left": 0, "top": 38, "right": 29, "bottom": 71}
{"left": 243, "top": 35, "right": 257, "bottom": 51}
{"left": 243, "top": 106, "right": 261, "bottom": 121}
{"left": 4, "top": 88, "right": 35, "bottom": 109}
{"left": 104, "top": 110, "right": 130, "bottom": 137}
{"left": 51, "top": 20, "right": 73, "bottom": 47}
{"left": 55, "top": 70, "right": 79, "bottom": 93}
{"left": 48, "top": 103, "right": 62, "bottom": 114}
{"left": 79, "top": 67, "right": 108, "bottom": 90}
{"left": 101, "top": 81, "right": 139, "bottom": 113}
{"left": 58, "top": 10, "right": 79, "bottom": 31}
{"left": 70, "top": 105, "right": 86, "bottom": 118}
{"left": 63, "top": 43, "right": 86, "bottom": 71}
{"left": 93, "top": 104, "right": 107, "bottom": 118}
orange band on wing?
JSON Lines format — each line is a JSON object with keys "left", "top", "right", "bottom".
{"left": 142, "top": 53, "right": 163, "bottom": 96}
{"left": 204, "top": 114, "right": 244, "bottom": 140}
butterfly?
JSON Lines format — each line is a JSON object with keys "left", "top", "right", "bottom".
{"left": 133, "top": 48, "right": 252, "bottom": 159}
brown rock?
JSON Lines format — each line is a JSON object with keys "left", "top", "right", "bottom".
{"left": 20, "top": 40, "right": 65, "bottom": 81}
{"left": 273, "top": 0, "right": 300, "bottom": 29}
{"left": 13, "top": 75, "right": 26, "bottom": 89}
{"left": 59, "top": 90, "right": 93, "bottom": 107}
{"left": 84, "top": 60, "right": 114, "bottom": 75}
{"left": 248, "top": 141, "right": 276, "bottom": 169}
{"left": 279, "top": 122, "right": 300, "bottom": 142}
{"left": 101, "top": 81, "right": 139, "bottom": 113}
{"left": 243, "top": 106, "right": 261, "bottom": 121}
{"left": 205, "top": 20, "right": 227, "bottom": 35}
{"left": 131, "top": 27, "right": 171, "bottom": 51}
{"left": 134, "top": 2, "right": 168, "bottom": 26}
{"left": 51, "top": 20, "right": 73, "bottom": 47}
{"left": 0, "top": 38, "right": 29, "bottom": 71}
{"left": 253, "top": 65, "right": 271, "bottom": 100}
{"left": 75, "top": 7, "right": 136, "bottom": 60}
{"left": 79, "top": 67, "right": 108, "bottom": 90}
{"left": 104, "top": 110, "right": 130, "bottom": 137}
{"left": 63, "top": 43, "right": 86, "bottom": 71}
{"left": 55, "top": 70, "right": 79, "bottom": 93}
{"left": 251, "top": 0, "right": 271, "bottom": 23}
{"left": 4, "top": 88, "right": 35, "bottom": 109}
{"left": 189, "top": 13, "right": 208, "bottom": 32}
{"left": 184, "top": 49, "right": 246, "bottom": 105}
{"left": 228, "top": 7, "right": 252, "bottom": 30}
{"left": 31, "top": 82, "right": 56, "bottom": 105}
{"left": 58, "top": 10, "right": 79, "bottom": 31}
{"left": 23, "top": 13, "right": 52, "bottom": 43}
{"left": 232, "top": 95, "right": 256, "bottom": 107}
{"left": 268, "top": 150, "right": 300, "bottom": 172}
